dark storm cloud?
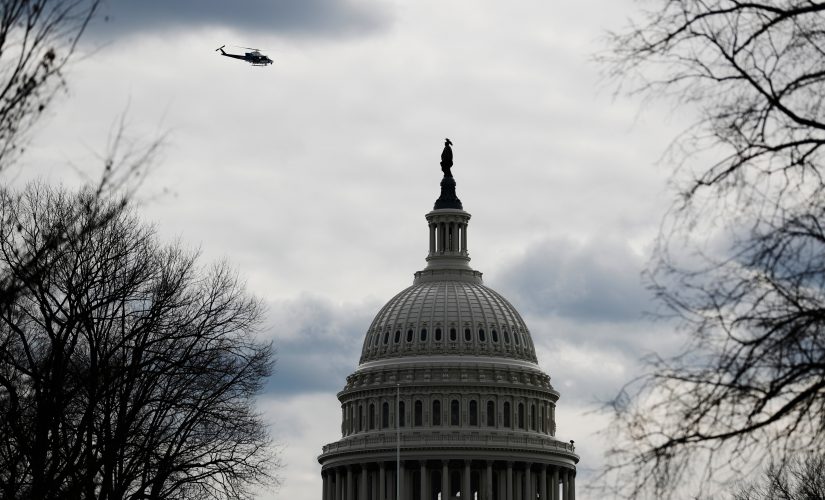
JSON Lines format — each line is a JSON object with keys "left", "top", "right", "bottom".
{"left": 492, "top": 238, "right": 653, "bottom": 323}
{"left": 263, "top": 295, "right": 377, "bottom": 395}
{"left": 91, "top": 0, "right": 389, "bottom": 39}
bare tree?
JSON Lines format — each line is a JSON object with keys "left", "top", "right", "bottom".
{"left": 599, "top": 1, "right": 825, "bottom": 498}
{"left": 0, "top": 184, "right": 277, "bottom": 500}
{"left": 732, "top": 454, "right": 825, "bottom": 500}
{"left": 0, "top": 0, "right": 100, "bottom": 166}
{"left": 0, "top": 0, "right": 160, "bottom": 316}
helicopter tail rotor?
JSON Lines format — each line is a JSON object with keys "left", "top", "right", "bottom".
{"left": 215, "top": 45, "right": 226, "bottom": 53}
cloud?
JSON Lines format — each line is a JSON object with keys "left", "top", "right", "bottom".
{"left": 256, "top": 393, "right": 342, "bottom": 500}
{"left": 492, "top": 237, "right": 653, "bottom": 323}
{"left": 91, "top": 0, "right": 390, "bottom": 40}
{"left": 262, "top": 294, "right": 379, "bottom": 395}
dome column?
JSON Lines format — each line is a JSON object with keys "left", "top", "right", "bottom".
{"left": 485, "top": 461, "right": 494, "bottom": 500}
{"left": 562, "top": 469, "right": 569, "bottom": 500}
{"left": 524, "top": 463, "right": 533, "bottom": 500}
{"left": 497, "top": 469, "right": 506, "bottom": 500}
{"left": 462, "top": 461, "right": 471, "bottom": 499}
{"left": 379, "top": 463, "right": 386, "bottom": 500}
{"left": 347, "top": 466, "right": 354, "bottom": 500}
{"left": 540, "top": 465, "right": 548, "bottom": 500}
{"left": 359, "top": 466, "right": 368, "bottom": 500}
{"left": 419, "top": 462, "right": 427, "bottom": 500}
{"left": 569, "top": 470, "right": 576, "bottom": 500}
{"left": 335, "top": 468, "right": 342, "bottom": 500}
{"left": 506, "top": 462, "right": 514, "bottom": 500}
{"left": 441, "top": 461, "right": 449, "bottom": 500}
{"left": 399, "top": 461, "right": 406, "bottom": 500}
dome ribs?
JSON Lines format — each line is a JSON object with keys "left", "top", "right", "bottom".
{"left": 358, "top": 281, "right": 539, "bottom": 364}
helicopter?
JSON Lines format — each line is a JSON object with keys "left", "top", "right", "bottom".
{"left": 215, "top": 45, "right": 273, "bottom": 66}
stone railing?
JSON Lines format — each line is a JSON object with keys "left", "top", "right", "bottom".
{"left": 320, "top": 430, "right": 575, "bottom": 456}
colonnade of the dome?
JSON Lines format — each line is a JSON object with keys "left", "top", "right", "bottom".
{"left": 321, "top": 459, "right": 576, "bottom": 500}
{"left": 339, "top": 393, "right": 556, "bottom": 437}
{"left": 426, "top": 209, "right": 470, "bottom": 258}
{"left": 336, "top": 364, "right": 558, "bottom": 438}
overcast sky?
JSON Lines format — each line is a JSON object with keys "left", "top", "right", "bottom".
{"left": 17, "top": 1, "right": 694, "bottom": 498}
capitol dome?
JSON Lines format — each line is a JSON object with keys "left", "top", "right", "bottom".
{"left": 359, "top": 279, "right": 538, "bottom": 365}
{"left": 319, "top": 143, "right": 577, "bottom": 500}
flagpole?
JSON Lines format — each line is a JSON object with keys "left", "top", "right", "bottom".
{"left": 396, "top": 382, "right": 400, "bottom": 500}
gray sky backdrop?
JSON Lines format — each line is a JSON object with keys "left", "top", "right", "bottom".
{"left": 17, "top": 1, "right": 694, "bottom": 498}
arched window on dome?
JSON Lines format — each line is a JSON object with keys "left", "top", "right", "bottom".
{"left": 486, "top": 401, "right": 495, "bottom": 427}
{"left": 394, "top": 330, "right": 401, "bottom": 343}
{"left": 492, "top": 329, "right": 499, "bottom": 343}
{"left": 420, "top": 328, "right": 427, "bottom": 342}
{"left": 450, "top": 399, "right": 460, "bottom": 426}
{"left": 469, "top": 400, "right": 478, "bottom": 426}
{"left": 530, "top": 403, "right": 536, "bottom": 430}
{"left": 399, "top": 401, "right": 406, "bottom": 427}
{"left": 503, "top": 330, "right": 511, "bottom": 344}
{"left": 514, "top": 331, "right": 521, "bottom": 346}
{"left": 540, "top": 405, "right": 545, "bottom": 433}
{"left": 449, "top": 327, "right": 457, "bottom": 341}
{"left": 406, "top": 329, "right": 413, "bottom": 343}
{"left": 435, "top": 327, "right": 442, "bottom": 341}
{"left": 383, "top": 331, "right": 389, "bottom": 345}
{"left": 464, "top": 328, "right": 472, "bottom": 342}
{"left": 518, "top": 403, "right": 525, "bottom": 429}
{"left": 382, "top": 402, "right": 390, "bottom": 428}
{"left": 432, "top": 400, "right": 441, "bottom": 426}
{"left": 414, "top": 400, "right": 423, "bottom": 426}
{"left": 369, "top": 403, "right": 376, "bottom": 430}
{"left": 358, "top": 404, "right": 363, "bottom": 432}
{"left": 503, "top": 402, "right": 511, "bottom": 428}
{"left": 478, "top": 328, "right": 486, "bottom": 342}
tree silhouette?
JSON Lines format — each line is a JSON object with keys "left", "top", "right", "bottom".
{"left": 0, "top": 184, "right": 276, "bottom": 499}
{"left": 600, "top": 1, "right": 825, "bottom": 497}
{"left": 732, "top": 454, "right": 825, "bottom": 500}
